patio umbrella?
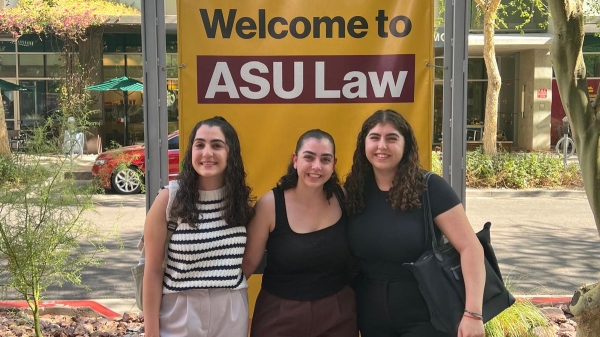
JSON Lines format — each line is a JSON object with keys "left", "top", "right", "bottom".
{"left": 86, "top": 76, "right": 144, "bottom": 146}
{"left": 0, "top": 78, "right": 29, "bottom": 92}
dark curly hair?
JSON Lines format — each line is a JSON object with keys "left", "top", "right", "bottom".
{"left": 277, "top": 129, "right": 340, "bottom": 200}
{"left": 344, "top": 109, "right": 425, "bottom": 214}
{"left": 171, "top": 116, "right": 254, "bottom": 227}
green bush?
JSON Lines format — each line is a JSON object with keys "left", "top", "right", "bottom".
{"left": 431, "top": 149, "right": 582, "bottom": 189}
{"left": 0, "top": 155, "right": 18, "bottom": 185}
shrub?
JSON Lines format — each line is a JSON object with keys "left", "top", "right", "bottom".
{"left": 484, "top": 299, "right": 551, "bottom": 337}
{"left": 0, "top": 155, "right": 18, "bottom": 185}
{"left": 430, "top": 149, "right": 582, "bottom": 189}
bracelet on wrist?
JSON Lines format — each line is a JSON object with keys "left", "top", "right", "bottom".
{"left": 463, "top": 313, "right": 484, "bottom": 321}
{"left": 463, "top": 309, "right": 483, "bottom": 320}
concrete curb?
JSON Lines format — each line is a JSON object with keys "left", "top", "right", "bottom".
{"left": 466, "top": 189, "right": 587, "bottom": 198}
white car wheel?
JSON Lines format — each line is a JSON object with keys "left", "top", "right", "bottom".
{"left": 111, "top": 166, "right": 143, "bottom": 194}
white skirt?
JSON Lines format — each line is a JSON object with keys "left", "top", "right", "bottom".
{"left": 159, "top": 288, "right": 249, "bottom": 337}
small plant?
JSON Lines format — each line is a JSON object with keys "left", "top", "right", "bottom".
{"left": 0, "top": 114, "right": 109, "bottom": 337}
{"left": 484, "top": 299, "right": 551, "bottom": 337}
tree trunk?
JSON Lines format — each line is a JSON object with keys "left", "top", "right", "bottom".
{"left": 547, "top": 0, "right": 600, "bottom": 335}
{"left": 0, "top": 94, "right": 11, "bottom": 155}
{"left": 481, "top": 1, "right": 502, "bottom": 155}
{"left": 570, "top": 283, "right": 600, "bottom": 336}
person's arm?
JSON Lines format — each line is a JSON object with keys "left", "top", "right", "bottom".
{"left": 242, "top": 191, "right": 275, "bottom": 280}
{"left": 435, "top": 205, "right": 485, "bottom": 337}
{"left": 142, "top": 189, "right": 170, "bottom": 337}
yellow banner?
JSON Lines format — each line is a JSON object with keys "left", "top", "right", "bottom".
{"left": 178, "top": 0, "right": 433, "bottom": 314}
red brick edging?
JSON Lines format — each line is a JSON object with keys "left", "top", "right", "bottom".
{"left": 0, "top": 300, "right": 120, "bottom": 319}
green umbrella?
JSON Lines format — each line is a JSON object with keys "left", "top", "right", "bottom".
{"left": 86, "top": 76, "right": 144, "bottom": 145}
{"left": 86, "top": 76, "right": 143, "bottom": 92}
{"left": 0, "top": 79, "right": 29, "bottom": 92}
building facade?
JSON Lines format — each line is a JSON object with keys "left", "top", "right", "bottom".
{"left": 0, "top": 0, "right": 594, "bottom": 151}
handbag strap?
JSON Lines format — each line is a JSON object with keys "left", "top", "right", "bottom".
{"left": 138, "top": 181, "right": 180, "bottom": 268}
{"left": 423, "top": 172, "right": 442, "bottom": 260}
{"left": 162, "top": 180, "right": 180, "bottom": 268}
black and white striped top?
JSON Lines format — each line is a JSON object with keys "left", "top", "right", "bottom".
{"left": 163, "top": 187, "right": 248, "bottom": 293}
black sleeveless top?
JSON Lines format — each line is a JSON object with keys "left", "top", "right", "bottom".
{"left": 261, "top": 186, "right": 352, "bottom": 301}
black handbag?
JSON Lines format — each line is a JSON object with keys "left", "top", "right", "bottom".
{"left": 404, "top": 172, "right": 515, "bottom": 334}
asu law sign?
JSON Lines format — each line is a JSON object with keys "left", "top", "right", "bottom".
{"left": 179, "top": 0, "right": 433, "bottom": 195}
{"left": 199, "top": 55, "right": 415, "bottom": 103}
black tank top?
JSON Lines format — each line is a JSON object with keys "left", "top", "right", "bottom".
{"left": 261, "top": 186, "right": 352, "bottom": 301}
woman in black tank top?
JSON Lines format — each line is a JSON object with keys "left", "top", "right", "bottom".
{"left": 243, "top": 129, "right": 358, "bottom": 337}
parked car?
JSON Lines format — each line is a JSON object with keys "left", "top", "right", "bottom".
{"left": 92, "top": 130, "right": 180, "bottom": 194}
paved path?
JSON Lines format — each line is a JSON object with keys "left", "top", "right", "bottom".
{"left": 2, "top": 192, "right": 599, "bottom": 301}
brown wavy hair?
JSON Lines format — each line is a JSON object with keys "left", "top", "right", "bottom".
{"left": 344, "top": 109, "right": 425, "bottom": 214}
{"left": 277, "top": 129, "right": 340, "bottom": 200}
{"left": 171, "top": 116, "right": 254, "bottom": 227}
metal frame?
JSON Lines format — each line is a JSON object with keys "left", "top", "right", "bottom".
{"left": 141, "top": 0, "right": 169, "bottom": 210}
{"left": 442, "top": 0, "right": 470, "bottom": 205}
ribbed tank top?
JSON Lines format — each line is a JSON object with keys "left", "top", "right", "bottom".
{"left": 261, "top": 186, "right": 351, "bottom": 301}
{"left": 163, "top": 187, "right": 248, "bottom": 293}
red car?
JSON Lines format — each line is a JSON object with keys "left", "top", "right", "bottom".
{"left": 92, "top": 131, "right": 180, "bottom": 194}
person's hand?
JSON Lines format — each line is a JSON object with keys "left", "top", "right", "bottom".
{"left": 457, "top": 315, "right": 484, "bottom": 337}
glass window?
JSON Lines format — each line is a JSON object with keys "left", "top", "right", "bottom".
{"left": 498, "top": 80, "right": 517, "bottom": 141}
{"left": 17, "top": 34, "right": 45, "bottom": 52}
{"left": 0, "top": 54, "right": 17, "bottom": 77}
{"left": 168, "top": 135, "right": 179, "bottom": 150}
{"left": 166, "top": 34, "right": 178, "bottom": 53}
{"left": 103, "top": 55, "right": 125, "bottom": 79}
{"left": 468, "top": 58, "right": 487, "bottom": 80}
{"left": 583, "top": 54, "right": 600, "bottom": 77}
{"left": 499, "top": 54, "right": 516, "bottom": 81}
{"left": 103, "top": 34, "right": 126, "bottom": 53}
{"left": 46, "top": 54, "right": 63, "bottom": 78}
{"left": 434, "top": 58, "right": 443, "bottom": 80}
{"left": 2, "top": 89, "right": 16, "bottom": 119}
{"left": 126, "top": 55, "right": 143, "bottom": 78}
{"left": 0, "top": 40, "right": 16, "bottom": 53}
{"left": 18, "top": 54, "right": 45, "bottom": 77}
{"left": 19, "top": 81, "right": 47, "bottom": 129}
{"left": 584, "top": 34, "right": 600, "bottom": 52}
{"left": 467, "top": 81, "right": 487, "bottom": 123}
{"left": 167, "top": 54, "right": 178, "bottom": 78}
{"left": 125, "top": 34, "right": 142, "bottom": 53}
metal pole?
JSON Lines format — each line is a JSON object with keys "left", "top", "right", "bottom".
{"left": 141, "top": 0, "right": 169, "bottom": 211}
{"left": 563, "top": 134, "right": 568, "bottom": 167}
{"left": 442, "top": 0, "right": 469, "bottom": 205}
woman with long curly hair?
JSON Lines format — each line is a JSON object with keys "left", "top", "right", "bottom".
{"left": 345, "top": 110, "right": 485, "bottom": 337}
{"left": 143, "top": 116, "right": 254, "bottom": 337}
{"left": 243, "top": 129, "right": 357, "bottom": 337}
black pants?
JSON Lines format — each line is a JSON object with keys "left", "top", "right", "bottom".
{"left": 355, "top": 278, "right": 452, "bottom": 337}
